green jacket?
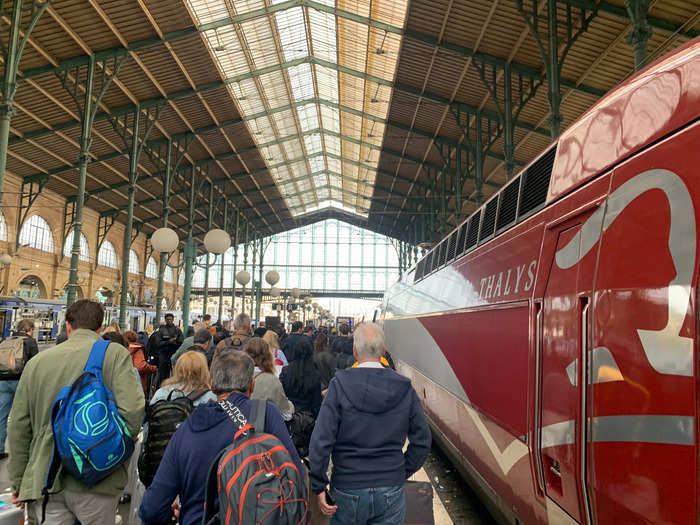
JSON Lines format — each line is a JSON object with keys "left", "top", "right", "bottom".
{"left": 8, "top": 329, "right": 145, "bottom": 500}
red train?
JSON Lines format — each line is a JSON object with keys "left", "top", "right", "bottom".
{"left": 381, "top": 38, "right": 700, "bottom": 524}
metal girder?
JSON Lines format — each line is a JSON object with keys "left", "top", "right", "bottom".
{"left": 0, "top": 0, "right": 51, "bottom": 204}
{"left": 8, "top": 0, "right": 617, "bottom": 101}
{"left": 95, "top": 210, "right": 118, "bottom": 268}
{"left": 14, "top": 173, "right": 49, "bottom": 250}
{"left": 625, "top": 0, "right": 653, "bottom": 70}
{"left": 9, "top": 75, "right": 551, "bottom": 150}
{"left": 517, "top": 0, "right": 598, "bottom": 137}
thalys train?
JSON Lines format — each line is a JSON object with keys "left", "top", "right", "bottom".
{"left": 381, "top": 39, "right": 700, "bottom": 524}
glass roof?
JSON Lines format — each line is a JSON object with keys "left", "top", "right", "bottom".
{"left": 186, "top": 0, "right": 409, "bottom": 217}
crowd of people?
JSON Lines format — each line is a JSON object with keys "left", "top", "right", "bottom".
{"left": 0, "top": 300, "right": 431, "bottom": 525}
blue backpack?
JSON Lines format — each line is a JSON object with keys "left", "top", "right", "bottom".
{"left": 43, "top": 339, "right": 134, "bottom": 498}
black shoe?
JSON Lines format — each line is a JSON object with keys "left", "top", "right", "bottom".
{"left": 0, "top": 453, "right": 8, "bottom": 460}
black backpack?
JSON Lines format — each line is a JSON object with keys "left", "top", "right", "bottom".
{"left": 224, "top": 334, "right": 250, "bottom": 352}
{"left": 202, "top": 399, "right": 308, "bottom": 525}
{"left": 286, "top": 410, "right": 315, "bottom": 459}
{"left": 138, "top": 389, "right": 206, "bottom": 487}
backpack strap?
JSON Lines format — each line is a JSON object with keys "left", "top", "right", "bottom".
{"left": 202, "top": 447, "right": 227, "bottom": 525}
{"left": 249, "top": 398, "right": 266, "bottom": 434}
{"left": 218, "top": 399, "right": 252, "bottom": 440}
{"left": 186, "top": 389, "right": 208, "bottom": 401}
{"left": 84, "top": 339, "right": 110, "bottom": 379}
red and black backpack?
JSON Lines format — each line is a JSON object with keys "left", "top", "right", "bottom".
{"left": 202, "top": 398, "right": 308, "bottom": 525}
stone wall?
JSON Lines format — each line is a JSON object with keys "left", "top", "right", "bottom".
{"left": 0, "top": 172, "right": 184, "bottom": 306}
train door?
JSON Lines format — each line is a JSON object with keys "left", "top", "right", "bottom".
{"left": 587, "top": 126, "right": 700, "bottom": 523}
{"left": 537, "top": 202, "right": 603, "bottom": 524}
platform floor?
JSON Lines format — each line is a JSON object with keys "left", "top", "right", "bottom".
{"left": 0, "top": 459, "right": 454, "bottom": 525}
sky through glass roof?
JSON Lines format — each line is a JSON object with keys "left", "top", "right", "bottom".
{"left": 186, "top": 0, "right": 409, "bottom": 217}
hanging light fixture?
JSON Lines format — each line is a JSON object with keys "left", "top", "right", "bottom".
{"left": 203, "top": 229, "right": 231, "bottom": 254}
{"left": 265, "top": 271, "right": 280, "bottom": 286}
{"left": 150, "top": 227, "right": 180, "bottom": 253}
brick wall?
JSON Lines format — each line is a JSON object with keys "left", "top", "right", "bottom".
{"left": 0, "top": 172, "right": 184, "bottom": 305}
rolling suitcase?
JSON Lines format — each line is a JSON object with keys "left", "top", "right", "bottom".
{"left": 404, "top": 480, "right": 434, "bottom": 525}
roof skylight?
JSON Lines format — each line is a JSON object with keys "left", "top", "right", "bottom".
{"left": 187, "top": 0, "right": 409, "bottom": 217}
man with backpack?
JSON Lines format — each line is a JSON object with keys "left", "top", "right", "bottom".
{"left": 7, "top": 300, "right": 144, "bottom": 524}
{"left": 139, "top": 351, "right": 305, "bottom": 525}
{"left": 0, "top": 318, "right": 38, "bottom": 460}
{"left": 213, "top": 312, "right": 251, "bottom": 358}
{"left": 310, "top": 322, "right": 431, "bottom": 524}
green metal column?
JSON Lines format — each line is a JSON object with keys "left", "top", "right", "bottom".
{"left": 66, "top": 58, "right": 96, "bottom": 307}
{"left": 63, "top": 56, "right": 122, "bottom": 306}
{"left": 243, "top": 223, "right": 249, "bottom": 314}
{"left": 626, "top": 0, "right": 652, "bottom": 70}
{"left": 474, "top": 112, "right": 484, "bottom": 205}
{"left": 255, "top": 238, "right": 263, "bottom": 323}
{"left": 181, "top": 166, "right": 198, "bottom": 328}
{"left": 547, "top": 0, "right": 562, "bottom": 139}
{"left": 503, "top": 64, "right": 515, "bottom": 180}
{"left": 202, "top": 183, "right": 214, "bottom": 316}
{"left": 118, "top": 109, "right": 141, "bottom": 331}
{"left": 251, "top": 230, "right": 257, "bottom": 319}
{"left": 155, "top": 140, "right": 173, "bottom": 325}
{"left": 217, "top": 201, "right": 228, "bottom": 322}
{"left": 231, "top": 212, "right": 239, "bottom": 316}
{"left": 0, "top": 0, "right": 50, "bottom": 205}
{"left": 118, "top": 105, "right": 161, "bottom": 330}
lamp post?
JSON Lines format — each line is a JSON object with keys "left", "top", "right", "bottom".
{"left": 0, "top": 253, "right": 11, "bottom": 295}
{"left": 235, "top": 270, "right": 250, "bottom": 315}
{"left": 264, "top": 271, "right": 280, "bottom": 326}
{"left": 203, "top": 228, "right": 231, "bottom": 319}
{"left": 150, "top": 226, "right": 230, "bottom": 331}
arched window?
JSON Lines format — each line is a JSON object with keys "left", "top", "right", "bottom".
{"left": 178, "top": 269, "right": 185, "bottom": 286}
{"left": 63, "top": 230, "right": 90, "bottom": 262}
{"left": 145, "top": 257, "right": 158, "bottom": 279}
{"left": 128, "top": 250, "right": 140, "bottom": 274}
{"left": 19, "top": 215, "right": 54, "bottom": 252}
{"left": 0, "top": 211, "right": 6, "bottom": 241}
{"left": 97, "top": 241, "right": 118, "bottom": 268}
{"left": 164, "top": 266, "right": 174, "bottom": 283}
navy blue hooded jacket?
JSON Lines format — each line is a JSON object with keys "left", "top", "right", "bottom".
{"left": 309, "top": 366, "right": 431, "bottom": 494}
{"left": 139, "top": 393, "right": 304, "bottom": 525}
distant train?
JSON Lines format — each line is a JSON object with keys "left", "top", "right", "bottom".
{"left": 103, "top": 307, "right": 182, "bottom": 333}
{"left": 0, "top": 296, "right": 65, "bottom": 341}
{"left": 381, "top": 39, "right": 700, "bottom": 524}
{"left": 0, "top": 296, "right": 182, "bottom": 341}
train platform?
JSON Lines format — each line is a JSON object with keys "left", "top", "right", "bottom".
{"left": 0, "top": 454, "right": 459, "bottom": 525}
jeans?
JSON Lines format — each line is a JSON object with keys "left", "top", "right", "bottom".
{"left": 0, "top": 380, "right": 18, "bottom": 453}
{"left": 330, "top": 485, "right": 405, "bottom": 525}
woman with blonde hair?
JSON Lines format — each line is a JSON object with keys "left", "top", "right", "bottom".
{"left": 244, "top": 338, "right": 294, "bottom": 420}
{"left": 103, "top": 321, "right": 121, "bottom": 334}
{"left": 150, "top": 351, "right": 216, "bottom": 406}
{"left": 262, "top": 329, "right": 287, "bottom": 370}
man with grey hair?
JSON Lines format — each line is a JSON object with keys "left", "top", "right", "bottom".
{"left": 310, "top": 322, "right": 431, "bottom": 524}
{"left": 139, "top": 351, "right": 304, "bottom": 524}
{"left": 171, "top": 321, "right": 205, "bottom": 366}
{"left": 214, "top": 312, "right": 252, "bottom": 357}
{"left": 183, "top": 328, "right": 215, "bottom": 366}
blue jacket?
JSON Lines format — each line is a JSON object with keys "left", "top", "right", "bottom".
{"left": 139, "top": 393, "right": 304, "bottom": 525}
{"left": 309, "top": 366, "right": 431, "bottom": 494}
